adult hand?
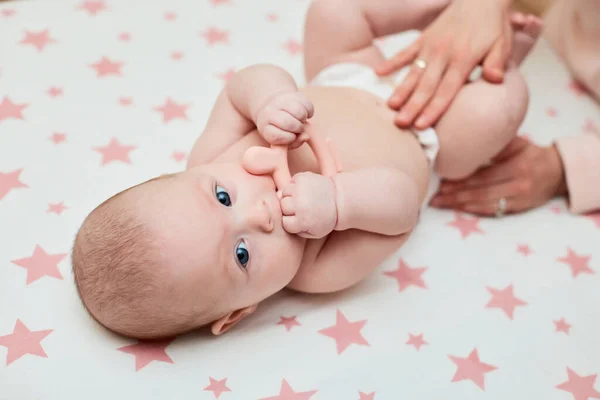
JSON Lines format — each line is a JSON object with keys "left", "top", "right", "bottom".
{"left": 376, "top": 0, "right": 513, "bottom": 130}
{"left": 429, "top": 137, "right": 568, "bottom": 216}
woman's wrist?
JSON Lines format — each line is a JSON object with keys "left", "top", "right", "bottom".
{"left": 547, "top": 144, "right": 568, "bottom": 196}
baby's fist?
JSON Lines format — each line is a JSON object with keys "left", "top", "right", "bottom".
{"left": 279, "top": 172, "right": 337, "bottom": 239}
{"left": 256, "top": 92, "right": 314, "bottom": 147}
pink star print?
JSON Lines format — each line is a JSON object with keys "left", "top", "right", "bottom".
{"left": 449, "top": 348, "right": 497, "bottom": 390}
{"left": 154, "top": 98, "right": 189, "bottom": 123}
{"left": 201, "top": 27, "right": 229, "bottom": 45}
{"left": 447, "top": 212, "right": 484, "bottom": 238}
{"left": 266, "top": 13, "right": 279, "bottom": 22}
{"left": 558, "top": 248, "right": 594, "bottom": 278}
{"left": 546, "top": 107, "right": 558, "bottom": 117}
{"left": 586, "top": 212, "right": 600, "bottom": 229}
{"left": 260, "top": 379, "right": 317, "bottom": 400}
{"left": 517, "top": 244, "right": 533, "bottom": 256}
{"left": 204, "top": 377, "right": 231, "bottom": 398}
{"left": 406, "top": 333, "right": 428, "bottom": 351}
{"left": 319, "top": 310, "right": 369, "bottom": 354}
{"left": 486, "top": 284, "right": 527, "bottom": 319}
{"left": 93, "top": 137, "right": 136, "bottom": 165}
{"left": 210, "top": 0, "right": 231, "bottom": 5}
{"left": 550, "top": 205, "right": 562, "bottom": 214}
{"left": 119, "top": 96, "right": 133, "bottom": 106}
{"left": 556, "top": 368, "right": 600, "bottom": 400}
{"left": 0, "top": 169, "right": 28, "bottom": 200}
{"left": 0, "top": 320, "right": 53, "bottom": 366}
{"left": 359, "top": 392, "right": 375, "bottom": 400}
{"left": 90, "top": 57, "right": 123, "bottom": 77}
{"left": 171, "top": 51, "right": 184, "bottom": 61}
{"left": 277, "top": 316, "right": 301, "bottom": 332}
{"left": 583, "top": 119, "right": 599, "bottom": 135}
{"left": 1, "top": 8, "right": 16, "bottom": 17}
{"left": 78, "top": 1, "right": 107, "bottom": 16}
{"left": 383, "top": 259, "right": 427, "bottom": 292}
{"left": 171, "top": 151, "right": 187, "bottom": 162}
{"left": 47, "top": 87, "right": 63, "bottom": 97}
{"left": 117, "top": 338, "right": 175, "bottom": 371}
{"left": 554, "top": 318, "right": 572, "bottom": 335}
{"left": 47, "top": 202, "right": 67, "bottom": 215}
{"left": 50, "top": 132, "right": 67, "bottom": 144}
{"left": 118, "top": 32, "right": 131, "bottom": 42}
{"left": 0, "top": 96, "right": 28, "bottom": 122}
{"left": 216, "top": 69, "right": 236, "bottom": 82}
{"left": 11, "top": 245, "right": 67, "bottom": 285}
{"left": 282, "top": 39, "right": 303, "bottom": 56}
{"left": 164, "top": 11, "right": 177, "bottom": 21}
{"left": 19, "top": 29, "right": 56, "bottom": 51}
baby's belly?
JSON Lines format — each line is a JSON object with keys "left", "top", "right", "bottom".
{"left": 296, "top": 86, "right": 431, "bottom": 202}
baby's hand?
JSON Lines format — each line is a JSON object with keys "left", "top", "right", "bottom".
{"left": 255, "top": 91, "right": 314, "bottom": 148}
{"left": 280, "top": 172, "right": 337, "bottom": 239}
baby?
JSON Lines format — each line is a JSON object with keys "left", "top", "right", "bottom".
{"left": 72, "top": 0, "right": 541, "bottom": 339}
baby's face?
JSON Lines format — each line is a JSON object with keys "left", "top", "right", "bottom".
{"left": 138, "top": 162, "right": 306, "bottom": 321}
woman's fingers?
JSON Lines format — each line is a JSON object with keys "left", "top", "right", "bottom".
{"left": 482, "top": 30, "right": 512, "bottom": 83}
{"left": 375, "top": 38, "right": 422, "bottom": 76}
{"left": 430, "top": 180, "right": 521, "bottom": 207}
{"left": 388, "top": 65, "right": 423, "bottom": 111}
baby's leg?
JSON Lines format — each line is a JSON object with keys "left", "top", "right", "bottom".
{"left": 433, "top": 16, "right": 542, "bottom": 180}
{"left": 304, "top": 0, "right": 450, "bottom": 81}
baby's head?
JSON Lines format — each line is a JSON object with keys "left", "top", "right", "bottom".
{"left": 72, "top": 163, "right": 305, "bottom": 338}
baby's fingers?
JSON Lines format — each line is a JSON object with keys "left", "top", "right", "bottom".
{"left": 270, "top": 110, "right": 304, "bottom": 134}
{"left": 281, "top": 97, "right": 312, "bottom": 123}
{"left": 280, "top": 196, "right": 295, "bottom": 216}
{"left": 282, "top": 215, "right": 302, "bottom": 234}
{"left": 262, "top": 125, "right": 296, "bottom": 145}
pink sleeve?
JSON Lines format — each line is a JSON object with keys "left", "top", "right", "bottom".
{"left": 555, "top": 133, "right": 600, "bottom": 214}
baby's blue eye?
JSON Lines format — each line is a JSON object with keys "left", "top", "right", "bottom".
{"left": 236, "top": 241, "right": 249, "bottom": 268}
{"left": 215, "top": 185, "right": 231, "bottom": 207}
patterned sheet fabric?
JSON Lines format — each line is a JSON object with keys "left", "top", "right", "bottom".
{"left": 1, "top": 1, "right": 599, "bottom": 399}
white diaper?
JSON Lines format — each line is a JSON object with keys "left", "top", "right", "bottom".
{"left": 310, "top": 62, "right": 441, "bottom": 206}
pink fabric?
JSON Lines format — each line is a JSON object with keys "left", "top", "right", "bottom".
{"left": 556, "top": 132, "right": 600, "bottom": 213}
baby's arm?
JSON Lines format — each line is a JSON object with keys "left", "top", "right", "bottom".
{"left": 188, "top": 64, "right": 303, "bottom": 167}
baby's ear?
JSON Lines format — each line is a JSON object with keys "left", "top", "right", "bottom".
{"left": 211, "top": 304, "right": 258, "bottom": 335}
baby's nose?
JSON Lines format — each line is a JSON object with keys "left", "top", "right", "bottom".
{"left": 247, "top": 199, "right": 273, "bottom": 233}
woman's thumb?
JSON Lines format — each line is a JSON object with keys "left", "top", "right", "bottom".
{"left": 482, "top": 36, "right": 511, "bottom": 83}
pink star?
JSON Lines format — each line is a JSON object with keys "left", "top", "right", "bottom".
{"left": 0, "top": 96, "right": 28, "bottom": 122}
{"left": 1, "top": 9, "right": 16, "bottom": 17}
{"left": 569, "top": 80, "right": 589, "bottom": 97}
{"left": 154, "top": 98, "right": 189, "bottom": 123}
{"left": 170, "top": 51, "right": 184, "bottom": 61}
{"left": 260, "top": 379, "right": 317, "bottom": 400}
{"left": 119, "top": 96, "right": 133, "bottom": 106}
{"left": 558, "top": 248, "right": 594, "bottom": 278}
{"left": 164, "top": 11, "right": 177, "bottom": 21}
{"left": 517, "top": 244, "right": 533, "bottom": 256}
{"left": 319, "top": 309, "right": 369, "bottom": 354}
{"left": 117, "top": 338, "right": 175, "bottom": 371}
{"left": 93, "top": 137, "right": 136, "bottom": 165}
{"left": 383, "top": 259, "right": 427, "bottom": 292}
{"left": 447, "top": 212, "right": 484, "bottom": 238}
{"left": 47, "top": 87, "right": 63, "bottom": 97}
{"left": 11, "top": 245, "right": 67, "bottom": 285}
{"left": 486, "top": 284, "right": 527, "bottom": 320}
{"left": 19, "top": 29, "right": 56, "bottom": 52}
{"left": 359, "top": 392, "right": 375, "bottom": 400}
{"left": 90, "top": 56, "right": 123, "bottom": 77}
{"left": 50, "top": 132, "right": 67, "bottom": 144}
{"left": 266, "top": 13, "right": 279, "bottom": 22}
{"left": 550, "top": 205, "right": 562, "bottom": 214}
{"left": 0, "top": 169, "right": 28, "bottom": 201}
{"left": 216, "top": 68, "right": 236, "bottom": 82}
{"left": 583, "top": 119, "right": 599, "bottom": 135}
{"left": 449, "top": 349, "right": 497, "bottom": 390}
{"left": 0, "top": 320, "right": 53, "bottom": 365}
{"left": 47, "top": 202, "right": 67, "bottom": 215}
{"left": 282, "top": 39, "right": 303, "bottom": 56}
{"left": 554, "top": 318, "right": 572, "bottom": 335}
{"left": 201, "top": 27, "right": 229, "bottom": 46}
{"left": 277, "top": 316, "right": 301, "bottom": 332}
{"left": 585, "top": 212, "right": 600, "bottom": 229}
{"left": 171, "top": 151, "right": 187, "bottom": 162}
{"left": 78, "top": 1, "right": 107, "bottom": 16}
{"left": 406, "top": 333, "right": 428, "bottom": 351}
{"left": 546, "top": 107, "right": 558, "bottom": 117}
{"left": 556, "top": 368, "right": 600, "bottom": 400}
{"left": 118, "top": 32, "right": 131, "bottom": 42}
{"left": 210, "top": 0, "right": 231, "bottom": 5}
{"left": 203, "top": 377, "right": 231, "bottom": 398}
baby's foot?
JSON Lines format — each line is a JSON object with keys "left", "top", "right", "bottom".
{"left": 510, "top": 12, "right": 543, "bottom": 66}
